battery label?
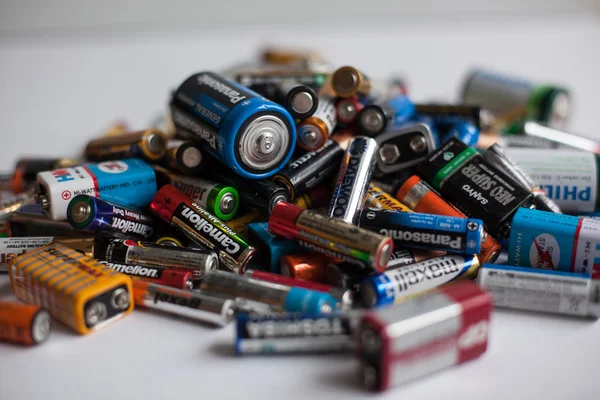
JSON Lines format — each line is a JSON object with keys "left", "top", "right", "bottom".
{"left": 508, "top": 208, "right": 600, "bottom": 275}
{"left": 366, "top": 186, "right": 412, "bottom": 212}
{"left": 478, "top": 265, "right": 593, "bottom": 316}
{"left": 98, "top": 261, "right": 163, "bottom": 279}
{"left": 369, "top": 255, "right": 477, "bottom": 305}
{"left": 0, "top": 237, "right": 54, "bottom": 272}
{"left": 419, "top": 138, "right": 532, "bottom": 238}
{"left": 313, "top": 96, "right": 337, "bottom": 134}
{"left": 173, "top": 202, "right": 248, "bottom": 258}
{"left": 360, "top": 210, "right": 479, "bottom": 253}
{"left": 170, "top": 176, "right": 216, "bottom": 205}
{"left": 37, "top": 159, "right": 156, "bottom": 220}
{"left": 504, "top": 149, "right": 598, "bottom": 212}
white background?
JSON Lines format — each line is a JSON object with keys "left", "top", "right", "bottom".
{"left": 1, "top": 2, "right": 600, "bottom": 399}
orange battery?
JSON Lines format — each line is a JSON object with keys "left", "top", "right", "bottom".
{"left": 0, "top": 300, "right": 51, "bottom": 345}
{"left": 396, "top": 175, "right": 502, "bottom": 263}
{"left": 9, "top": 243, "right": 134, "bottom": 335}
{"left": 365, "top": 185, "right": 412, "bottom": 212}
{"left": 280, "top": 253, "right": 331, "bottom": 283}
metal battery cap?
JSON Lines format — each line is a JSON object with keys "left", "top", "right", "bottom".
{"left": 85, "top": 302, "right": 108, "bottom": 327}
{"left": 69, "top": 198, "right": 92, "bottom": 225}
{"left": 239, "top": 115, "right": 290, "bottom": 172}
{"left": 290, "top": 91, "right": 314, "bottom": 115}
{"left": 142, "top": 129, "right": 168, "bottom": 160}
{"left": 181, "top": 145, "right": 202, "bottom": 169}
{"left": 337, "top": 99, "right": 357, "bottom": 121}
{"left": 359, "top": 107, "right": 385, "bottom": 135}
{"left": 410, "top": 135, "right": 428, "bottom": 153}
{"left": 379, "top": 144, "right": 400, "bottom": 164}
{"left": 31, "top": 309, "right": 51, "bottom": 344}
{"left": 111, "top": 288, "right": 131, "bottom": 310}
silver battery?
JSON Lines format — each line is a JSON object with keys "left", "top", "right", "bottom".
{"left": 235, "top": 313, "right": 358, "bottom": 355}
{"left": 93, "top": 236, "right": 219, "bottom": 279}
{"left": 134, "top": 282, "right": 235, "bottom": 327}
{"left": 523, "top": 121, "right": 600, "bottom": 154}
{"left": 477, "top": 264, "right": 600, "bottom": 318}
{"left": 483, "top": 144, "right": 562, "bottom": 213}
{"left": 328, "top": 136, "right": 378, "bottom": 225}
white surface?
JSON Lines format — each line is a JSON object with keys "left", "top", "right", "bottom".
{"left": 1, "top": 13, "right": 600, "bottom": 400}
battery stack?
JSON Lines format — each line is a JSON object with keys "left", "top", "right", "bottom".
{"left": 1, "top": 46, "right": 600, "bottom": 393}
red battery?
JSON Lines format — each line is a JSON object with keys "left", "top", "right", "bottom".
{"left": 244, "top": 269, "right": 353, "bottom": 308}
{"left": 357, "top": 281, "right": 491, "bottom": 391}
{"left": 0, "top": 300, "right": 51, "bottom": 345}
{"left": 335, "top": 97, "right": 365, "bottom": 125}
{"left": 269, "top": 202, "right": 393, "bottom": 272}
{"left": 396, "top": 175, "right": 502, "bottom": 263}
{"left": 135, "top": 269, "right": 194, "bottom": 290}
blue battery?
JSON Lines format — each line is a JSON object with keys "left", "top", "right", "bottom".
{"left": 359, "top": 209, "right": 484, "bottom": 255}
{"left": 170, "top": 71, "right": 297, "bottom": 179}
{"left": 283, "top": 287, "right": 338, "bottom": 314}
{"left": 67, "top": 195, "right": 155, "bottom": 239}
{"left": 246, "top": 221, "right": 304, "bottom": 273}
{"left": 508, "top": 207, "right": 600, "bottom": 275}
{"left": 36, "top": 158, "right": 157, "bottom": 220}
{"left": 442, "top": 121, "right": 480, "bottom": 147}
{"left": 360, "top": 254, "right": 480, "bottom": 307}
{"left": 358, "top": 95, "right": 415, "bottom": 136}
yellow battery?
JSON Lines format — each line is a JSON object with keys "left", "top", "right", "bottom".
{"left": 9, "top": 243, "right": 133, "bottom": 335}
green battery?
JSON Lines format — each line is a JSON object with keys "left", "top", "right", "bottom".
{"left": 461, "top": 69, "right": 570, "bottom": 133}
{"left": 153, "top": 166, "right": 239, "bottom": 220}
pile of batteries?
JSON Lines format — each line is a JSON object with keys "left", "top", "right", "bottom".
{"left": 2, "top": 47, "right": 600, "bottom": 392}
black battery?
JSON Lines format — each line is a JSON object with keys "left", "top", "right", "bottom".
{"left": 272, "top": 137, "right": 346, "bottom": 200}
{"left": 206, "top": 160, "right": 289, "bottom": 216}
{"left": 416, "top": 137, "right": 533, "bottom": 239}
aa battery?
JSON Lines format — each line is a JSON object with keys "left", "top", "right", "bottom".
{"left": 208, "top": 164, "right": 289, "bottom": 216}
{"left": 67, "top": 195, "right": 155, "bottom": 239}
{"left": 8, "top": 204, "right": 85, "bottom": 237}
{"left": 335, "top": 97, "right": 366, "bottom": 125}
{"left": 246, "top": 221, "right": 304, "bottom": 274}
{"left": 9, "top": 243, "right": 133, "bottom": 335}
{"left": 443, "top": 122, "right": 480, "bottom": 147}
{"left": 280, "top": 253, "right": 330, "bottom": 282}
{"left": 154, "top": 166, "right": 239, "bottom": 220}
{"left": 395, "top": 175, "right": 502, "bottom": 263}
{"left": 92, "top": 235, "right": 218, "bottom": 279}
{"left": 132, "top": 280, "right": 235, "bottom": 327}
{"left": 272, "top": 130, "right": 353, "bottom": 200}
{"left": 414, "top": 103, "right": 481, "bottom": 129}
{"left": 359, "top": 209, "right": 484, "bottom": 255}
{"left": 170, "top": 71, "right": 296, "bottom": 179}
{"left": 235, "top": 312, "right": 355, "bottom": 355}
{"left": 12, "top": 157, "right": 79, "bottom": 194}
{"left": 234, "top": 69, "right": 330, "bottom": 92}
{"left": 245, "top": 269, "right": 353, "bottom": 309}
{"left": 296, "top": 94, "right": 337, "bottom": 151}
{"left": 374, "top": 123, "right": 436, "bottom": 175}
{"left": 150, "top": 185, "right": 255, "bottom": 273}
{"left": 461, "top": 69, "right": 570, "bottom": 130}
{"left": 98, "top": 261, "right": 194, "bottom": 290}
{"left": 200, "top": 270, "right": 337, "bottom": 314}
{"left": 36, "top": 158, "right": 157, "bottom": 220}
{"left": 483, "top": 144, "right": 562, "bottom": 213}
{"left": 503, "top": 148, "right": 600, "bottom": 213}
{"left": 508, "top": 208, "right": 600, "bottom": 275}
{"left": 358, "top": 282, "right": 491, "bottom": 391}
{"left": 0, "top": 300, "right": 51, "bottom": 345}
{"left": 365, "top": 185, "right": 412, "bottom": 212}
{"left": 0, "top": 191, "right": 35, "bottom": 221}
{"left": 522, "top": 121, "right": 600, "bottom": 154}
{"left": 416, "top": 137, "right": 533, "bottom": 240}
{"left": 253, "top": 81, "right": 319, "bottom": 120}
{"left": 162, "top": 140, "right": 205, "bottom": 174}
{"left": 357, "top": 95, "right": 415, "bottom": 136}
{"left": 328, "top": 136, "right": 378, "bottom": 225}
{"left": 477, "top": 264, "right": 600, "bottom": 318}
{"left": 269, "top": 202, "right": 393, "bottom": 272}
{"left": 331, "top": 66, "right": 386, "bottom": 99}
{"left": 361, "top": 255, "right": 480, "bottom": 307}
{"left": 84, "top": 129, "right": 168, "bottom": 162}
